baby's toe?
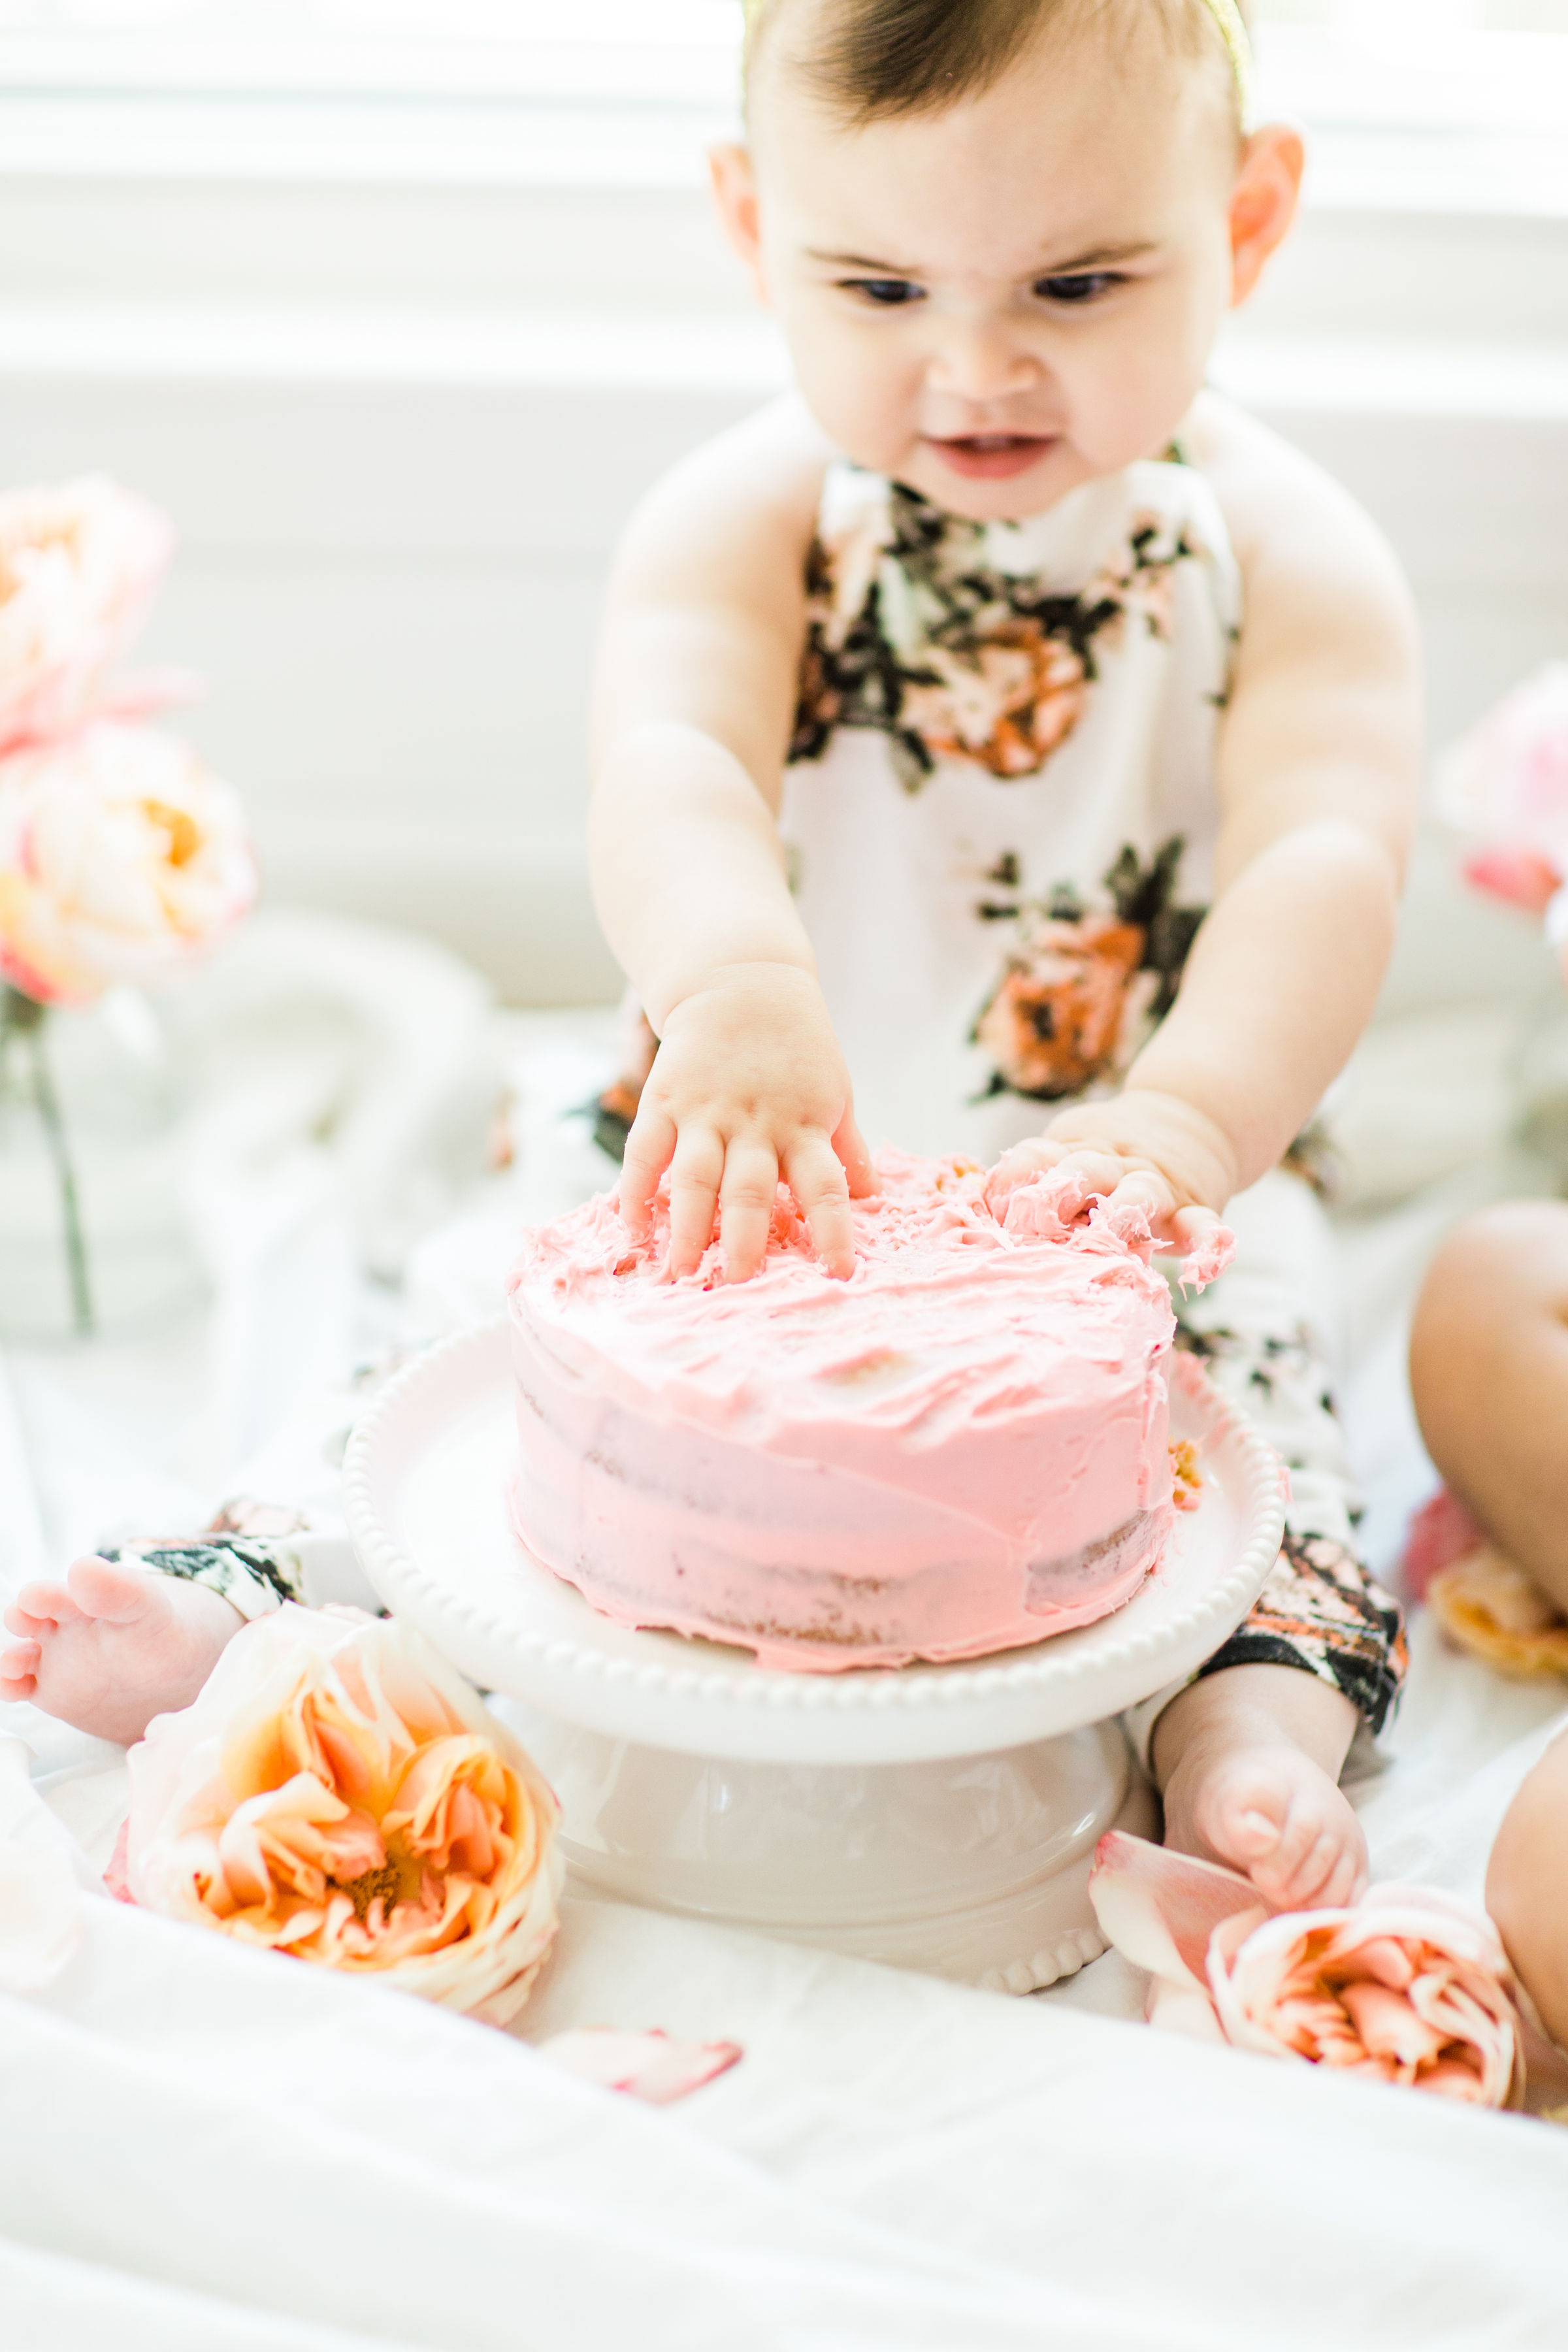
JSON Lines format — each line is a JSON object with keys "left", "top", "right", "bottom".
{"left": 66, "top": 1554, "right": 163, "bottom": 1625}
{"left": 7, "top": 1580, "right": 84, "bottom": 1635}
{"left": 0, "top": 1637, "right": 41, "bottom": 1700}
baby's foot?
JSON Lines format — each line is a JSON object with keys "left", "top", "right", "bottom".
{"left": 0, "top": 1557, "right": 242, "bottom": 1745}
{"left": 1162, "top": 1737, "right": 1368, "bottom": 1912}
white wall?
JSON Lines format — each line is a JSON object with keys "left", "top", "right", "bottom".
{"left": 2, "top": 39, "right": 1565, "bottom": 1005}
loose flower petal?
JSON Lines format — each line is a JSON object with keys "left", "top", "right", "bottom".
{"left": 1088, "top": 1831, "right": 1267, "bottom": 1996}
{"left": 537, "top": 2029, "right": 743, "bottom": 2105}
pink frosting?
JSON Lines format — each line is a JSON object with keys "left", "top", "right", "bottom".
{"left": 505, "top": 1151, "right": 1179, "bottom": 1671}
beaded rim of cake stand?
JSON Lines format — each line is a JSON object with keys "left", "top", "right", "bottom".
{"left": 342, "top": 1321, "right": 1287, "bottom": 1713}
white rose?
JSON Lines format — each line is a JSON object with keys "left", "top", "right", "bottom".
{"left": 0, "top": 719, "right": 257, "bottom": 1004}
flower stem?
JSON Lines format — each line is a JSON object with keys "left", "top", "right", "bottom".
{"left": 1, "top": 987, "right": 93, "bottom": 1336}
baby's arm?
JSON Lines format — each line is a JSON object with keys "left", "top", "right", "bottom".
{"left": 996, "top": 397, "right": 1421, "bottom": 1230}
{"left": 589, "top": 397, "right": 875, "bottom": 1281}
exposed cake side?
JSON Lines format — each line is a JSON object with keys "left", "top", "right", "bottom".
{"left": 505, "top": 1151, "right": 1179, "bottom": 1671}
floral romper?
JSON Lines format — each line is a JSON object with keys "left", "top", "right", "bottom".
{"left": 600, "top": 451, "right": 1406, "bottom": 1750}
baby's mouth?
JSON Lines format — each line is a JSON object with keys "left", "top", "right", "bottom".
{"left": 924, "top": 433, "right": 1056, "bottom": 482}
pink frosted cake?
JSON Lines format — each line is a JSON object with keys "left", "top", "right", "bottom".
{"left": 506, "top": 1152, "right": 1182, "bottom": 1671}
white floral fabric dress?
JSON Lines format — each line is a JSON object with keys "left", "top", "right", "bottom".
{"left": 599, "top": 451, "right": 1406, "bottom": 1742}
{"left": 783, "top": 456, "right": 1230, "bottom": 1164}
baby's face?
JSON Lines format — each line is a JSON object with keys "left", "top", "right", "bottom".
{"left": 719, "top": 10, "right": 1289, "bottom": 519}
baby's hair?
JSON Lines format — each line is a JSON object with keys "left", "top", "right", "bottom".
{"left": 743, "top": 0, "right": 1254, "bottom": 128}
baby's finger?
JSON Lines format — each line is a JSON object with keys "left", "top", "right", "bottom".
{"left": 1104, "top": 1168, "right": 1176, "bottom": 1231}
{"left": 1169, "top": 1205, "right": 1234, "bottom": 1291}
{"left": 831, "top": 1111, "right": 879, "bottom": 1201}
{"left": 620, "top": 1102, "right": 677, "bottom": 1235}
{"left": 1283, "top": 1824, "right": 1355, "bottom": 1912}
{"left": 718, "top": 1137, "right": 785, "bottom": 1283}
{"left": 1315, "top": 1838, "right": 1367, "bottom": 1913}
{"left": 1050, "top": 1149, "right": 1131, "bottom": 1214}
{"left": 984, "top": 1135, "right": 1067, "bottom": 1208}
{"left": 665, "top": 1130, "right": 725, "bottom": 1277}
{"left": 787, "top": 1133, "right": 857, "bottom": 1279}
{"left": 1252, "top": 1795, "right": 1322, "bottom": 1897}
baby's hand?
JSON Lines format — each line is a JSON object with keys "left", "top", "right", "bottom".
{"left": 621, "top": 962, "right": 876, "bottom": 1282}
{"left": 1166, "top": 1733, "right": 1369, "bottom": 1912}
{"left": 986, "top": 1087, "right": 1236, "bottom": 1268}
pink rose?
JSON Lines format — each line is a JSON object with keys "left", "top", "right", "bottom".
{"left": 0, "top": 719, "right": 256, "bottom": 1004}
{"left": 972, "top": 910, "right": 1145, "bottom": 1096}
{"left": 1399, "top": 1486, "right": 1486, "bottom": 1603}
{"left": 0, "top": 476, "right": 172, "bottom": 756}
{"left": 1439, "top": 662, "right": 1568, "bottom": 907}
{"left": 1089, "top": 1832, "right": 1524, "bottom": 2108}
{"left": 125, "top": 1607, "right": 563, "bottom": 2025}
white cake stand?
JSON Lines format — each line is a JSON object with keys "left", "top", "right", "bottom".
{"left": 344, "top": 1324, "right": 1284, "bottom": 1993}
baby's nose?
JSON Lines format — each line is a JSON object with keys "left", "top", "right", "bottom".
{"left": 927, "top": 320, "right": 1039, "bottom": 403}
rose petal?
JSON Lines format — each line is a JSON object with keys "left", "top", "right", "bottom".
{"left": 1346, "top": 1936, "right": 1417, "bottom": 1992}
{"left": 537, "top": 2030, "right": 743, "bottom": 2105}
{"left": 1341, "top": 1980, "right": 1448, "bottom": 2068}
{"left": 1419, "top": 2056, "right": 1490, "bottom": 2104}
{"left": 1089, "top": 1833, "right": 1267, "bottom": 1999}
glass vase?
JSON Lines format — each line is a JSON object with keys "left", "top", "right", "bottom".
{"left": 0, "top": 983, "right": 207, "bottom": 1343}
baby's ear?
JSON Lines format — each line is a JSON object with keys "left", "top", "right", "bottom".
{"left": 708, "top": 143, "right": 771, "bottom": 304}
{"left": 1227, "top": 123, "right": 1305, "bottom": 309}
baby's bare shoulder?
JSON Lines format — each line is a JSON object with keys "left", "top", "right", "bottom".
{"left": 1184, "top": 391, "right": 1413, "bottom": 639}
{"left": 612, "top": 395, "right": 834, "bottom": 615}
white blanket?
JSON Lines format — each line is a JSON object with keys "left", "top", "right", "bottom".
{"left": 5, "top": 940, "right": 1568, "bottom": 2351}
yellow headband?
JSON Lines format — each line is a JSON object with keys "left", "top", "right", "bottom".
{"left": 1200, "top": 0, "right": 1254, "bottom": 126}
{"left": 742, "top": 1, "right": 1254, "bottom": 126}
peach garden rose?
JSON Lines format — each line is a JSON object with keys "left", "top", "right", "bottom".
{"left": 124, "top": 1606, "right": 563, "bottom": 2025}
{"left": 0, "top": 476, "right": 173, "bottom": 757}
{"left": 0, "top": 719, "right": 256, "bottom": 1005}
{"left": 1090, "top": 1831, "right": 1524, "bottom": 2108}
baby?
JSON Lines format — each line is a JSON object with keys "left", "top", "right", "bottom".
{"left": 1412, "top": 1207, "right": 1568, "bottom": 2050}
{"left": 3, "top": 0, "right": 1418, "bottom": 1916}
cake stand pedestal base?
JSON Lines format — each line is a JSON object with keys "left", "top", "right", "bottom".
{"left": 498, "top": 1703, "right": 1158, "bottom": 1991}
{"left": 344, "top": 1323, "right": 1282, "bottom": 1995}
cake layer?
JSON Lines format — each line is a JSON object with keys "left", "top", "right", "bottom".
{"left": 506, "top": 1151, "right": 1179, "bottom": 1671}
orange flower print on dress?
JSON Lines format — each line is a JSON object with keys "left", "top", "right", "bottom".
{"left": 791, "top": 478, "right": 1201, "bottom": 793}
{"left": 973, "top": 909, "right": 1146, "bottom": 1098}
{"left": 901, "top": 626, "right": 1087, "bottom": 780}
{"left": 972, "top": 838, "right": 1205, "bottom": 1104}
{"left": 593, "top": 1004, "right": 659, "bottom": 1160}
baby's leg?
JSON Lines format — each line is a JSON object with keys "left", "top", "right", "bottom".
{"left": 1411, "top": 1200, "right": 1568, "bottom": 1610}
{"left": 0, "top": 1526, "right": 306, "bottom": 1746}
{"left": 1154, "top": 1661, "right": 1366, "bottom": 1908}
{"left": 1145, "top": 1171, "right": 1403, "bottom": 1905}
{"left": 1, "top": 1556, "right": 242, "bottom": 1746}
{"left": 1487, "top": 1734, "right": 1568, "bottom": 2052}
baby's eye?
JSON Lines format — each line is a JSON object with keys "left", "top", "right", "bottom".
{"left": 841, "top": 278, "right": 924, "bottom": 307}
{"left": 1034, "top": 271, "right": 1122, "bottom": 305}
